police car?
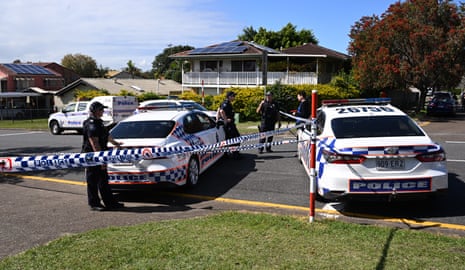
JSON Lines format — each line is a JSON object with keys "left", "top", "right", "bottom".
{"left": 134, "top": 99, "right": 217, "bottom": 119}
{"left": 297, "top": 98, "right": 448, "bottom": 201}
{"left": 107, "top": 110, "right": 225, "bottom": 188}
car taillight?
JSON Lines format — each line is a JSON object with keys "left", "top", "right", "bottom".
{"left": 416, "top": 149, "right": 446, "bottom": 162}
{"left": 322, "top": 150, "right": 366, "bottom": 164}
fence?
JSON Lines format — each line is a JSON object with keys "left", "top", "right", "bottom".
{"left": 0, "top": 108, "right": 52, "bottom": 121}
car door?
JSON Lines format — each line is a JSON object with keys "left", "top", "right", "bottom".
{"left": 191, "top": 112, "right": 224, "bottom": 170}
{"left": 62, "top": 102, "right": 88, "bottom": 129}
{"left": 60, "top": 102, "right": 77, "bottom": 128}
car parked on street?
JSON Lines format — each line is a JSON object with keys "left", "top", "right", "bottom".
{"left": 107, "top": 110, "right": 225, "bottom": 188}
{"left": 426, "top": 92, "right": 456, "bottom": 116}
{"left": 134, "top": 99, "right": 217, "bottom": 119}
{"left": 297, "top": 98, "right": 448, "bottom": 201}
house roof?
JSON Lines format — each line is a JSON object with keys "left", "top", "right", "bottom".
{"left": 55, "top": 78, "right": 183, "bottom": 96}
{"left": 170, "top": 40, "right": 279, "bottom": 59}
{"left": 170, "top": 40, "right": 349, "bottom": 61}
{"left": 0, "top": 63, "right": 60, "bottom": 76}
{"left": 106, "top": 70, "right": 143, "bottom": 79}
{"left": 281, "top": 43, "right": 350, "bottom": 60}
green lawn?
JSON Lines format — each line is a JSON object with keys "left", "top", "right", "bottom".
{"left": 0, "top": 118, "right": 48, "bottom": 130}
{"left": 1, "top": 212, "right": 464, "bottom": 269}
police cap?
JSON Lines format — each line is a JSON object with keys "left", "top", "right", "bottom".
{"left": 89, "top": 101, "right": 107, "bottom": 113}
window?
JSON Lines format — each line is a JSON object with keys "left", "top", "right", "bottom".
{"left": 231, "top": 61, "right": 242, "bottom": 72}
{"left": 14, "top": 77, "right": 34, "bottom": 91}
{"left": 231, "top": 60, "right": 256, "bottom": 72}
{"left": 243, "top": 60, "right": 256, "bottom": 71}
{"left": 316, "top": 110, "right": 325, "bottom": 135}
{"left": 111, "top": 121, "right": 175, "bottom": 139}
{"left": 78, "top": 103, "right": 88, "bottom": 112}
{"left": 200, "top": 61, "right": 218, "bottom": 72}
{"left": 62, "top": 103, "right": 77, "bottom": 113}
{"left": 196, "top": 112, "right": 215, "bottom": 129}
{"left": 183, "top": 114, "right": 202, "bottom": 134}
{"left": 331, "top": 116, "right": 425, "bottom": 138}
{"left": 44, "top": 78, "right": 64, "bottom": 88}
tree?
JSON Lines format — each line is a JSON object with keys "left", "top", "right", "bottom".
{"left": 349, "top": 0, "right": 465, "bottom": 110}
{"left": 151, "top": 45, "right": 194, "bottom": 82}
{"left": 61, "top": 53, "right": 98, "bottom": 77}
{"left": 124, "top": 60, "right": 142, "bottom": 78}
{"left": 237, "top": 23, "right": 318, "bottom": 50}
{"left": 237, "top": 26, "right": 257, "bottom": 41}
{"left": 95, "top": 64, "right": 109, "bottom": 78}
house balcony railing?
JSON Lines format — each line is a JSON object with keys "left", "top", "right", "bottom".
{"left": 182, "top": 71, "right": 318, "bottom": 87}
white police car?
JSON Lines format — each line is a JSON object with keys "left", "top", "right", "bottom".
{"left": 134, "top": 99, "right": 217, "bottom": 119}
{"left": 297, "top": 98, "right": 448, "bottom": 201}
{"left": 107, "top": 110, "right": 225, "bottom": 188}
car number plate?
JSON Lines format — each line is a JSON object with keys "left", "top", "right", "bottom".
{"left": 376, "top": 158, "right": 405, "bottom": 170}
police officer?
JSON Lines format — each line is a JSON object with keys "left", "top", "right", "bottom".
{"left": 218, "top": 91, "right": 241, "bottom": 159}
{"left": 294, "top": 90, "right": 310, "bottom": 126}
{"left": 82, "top": 101, "right": 124, "bottom": 211}
{"left": 256, "top": 91, "right": 280, "bottom": 153}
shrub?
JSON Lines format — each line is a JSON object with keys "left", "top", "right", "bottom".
{"left": 168, "top": 82, "right": 361, "bottom": 122}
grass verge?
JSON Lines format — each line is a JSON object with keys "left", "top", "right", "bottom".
{"left": 1, "top": 212, "right": 464, "bottom": 269}
{"left": 0, "top": 118, "right": 48, "bottom": 130}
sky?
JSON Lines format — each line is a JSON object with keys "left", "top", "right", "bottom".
{"left": 0, "top": 0, "right": 402, "bottom": 71}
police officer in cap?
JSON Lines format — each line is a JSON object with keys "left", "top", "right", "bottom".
{"left": 256, "top": 91, "right": 281, "bottom": 153}
{"left": 218, "top": 91, "right": 241, "bottom": 159}
{"left": 82, "top": 101, "right": 124, "bottom": 211}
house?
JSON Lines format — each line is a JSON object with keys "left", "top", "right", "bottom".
{"left": 0, "top": 63, "right": 68, "bottom": 116}
{"left": 170, "top": 40, "right": 350, "bottom": 95}
{"left": 53, "top": 78, "right": 183, "bottom": 109}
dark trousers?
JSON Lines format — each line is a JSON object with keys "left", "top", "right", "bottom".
{"left": 259, "top": 123, "right": 275, "bottom": 151}
{"left": 225, "top": 123, "right": 241, "bottom": 158}
{"left": 86, "top": 166, "right": 116, "bottom": 207}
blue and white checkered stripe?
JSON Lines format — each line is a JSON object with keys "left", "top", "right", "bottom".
{"left": 3, "top": 147, "right": 190, "bottom": 173}
{"left": 313, "top": 137, "right": 442, "bottom": 183}
{"left": 1, "top": 124, "right": 304, "bottom": 173}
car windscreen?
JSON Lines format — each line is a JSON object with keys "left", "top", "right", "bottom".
{"left": 110, "top": 120, "right": 175, "bottom": 139}
{"left": 331, "top": 116, "right": 425, "bottom": 138}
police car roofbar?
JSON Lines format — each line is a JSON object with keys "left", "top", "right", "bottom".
{"left": 322, "top": 98, "right": 391, "bottom": 107}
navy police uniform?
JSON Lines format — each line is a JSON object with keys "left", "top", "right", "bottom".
{"left": 219, "top": 92, "right": 241, "bottom": 158}
{"left": 82, "top": 103, "right": 122, "bottom": 211}
{"left": 257, "top": 97, "right": 280, "bottom": 152}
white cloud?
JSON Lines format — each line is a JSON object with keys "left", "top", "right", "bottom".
{"left": 0, "top": 0, "right": 240, "bottom": 70}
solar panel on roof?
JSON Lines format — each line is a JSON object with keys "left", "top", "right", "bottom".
{"left": 188, "top": 41, "right": 248, "bottom": 55}
{"left": 189, "top": 47, "right": 210, "bottom": 54}
{"left": 211, "top": 46, "right": 227, "bottom": 53}
{"left": 231, "top": 46, "right": 247, "bottom": 53}
{"left": 3, "top": 63, "right": 54, "bottom": 75}
{"left": 188, "top": 45, "right": 247, "bottom": 55}
{"left": 217, "top": 41, "right": 242, "bottom": 47}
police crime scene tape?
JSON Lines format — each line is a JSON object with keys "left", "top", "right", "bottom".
{"left": 0, "top": 115, "right": 310, "bottom": 173}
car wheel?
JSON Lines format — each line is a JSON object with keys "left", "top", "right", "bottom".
{"left": 186, "top": 156, "right": 200, "bottom": 187}
{"left": 50, "top": 120, "right": 62, "bottom": 135}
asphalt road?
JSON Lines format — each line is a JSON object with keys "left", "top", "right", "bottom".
{"left": 1, "top": 115, "right": 465, "bottom": 259}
